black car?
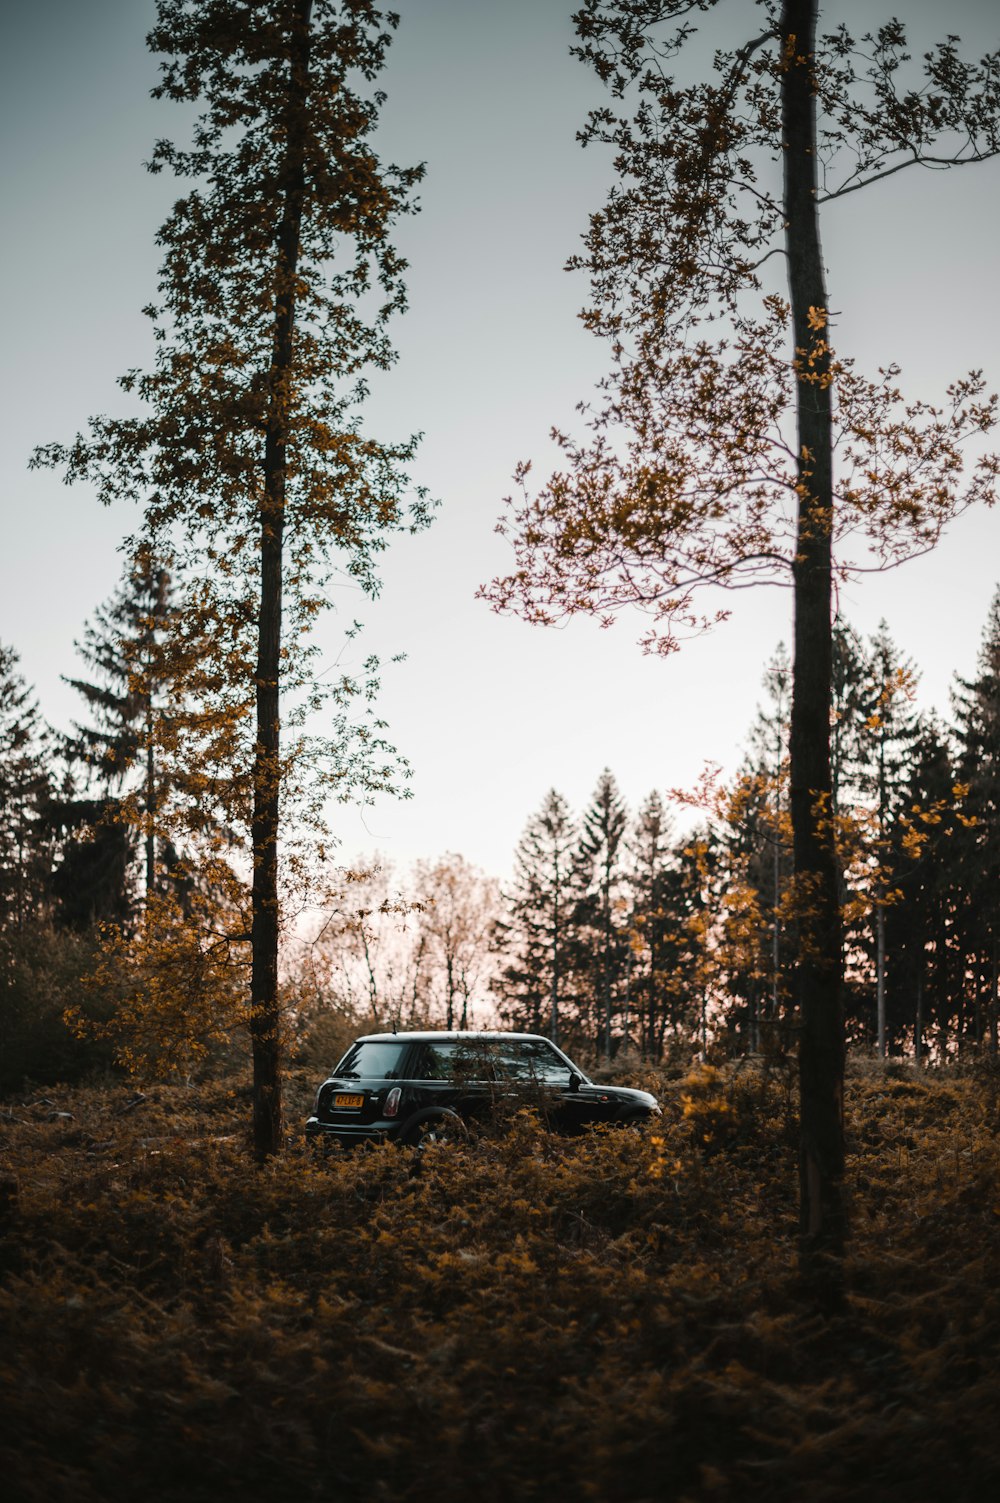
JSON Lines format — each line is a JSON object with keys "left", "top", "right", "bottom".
{"left": 305, "top": 1030, "right": 661, "bottom": 1149}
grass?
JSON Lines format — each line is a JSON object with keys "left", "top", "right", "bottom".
{"left": 1, "top": 1059, "right": 998, "bottom": 1500}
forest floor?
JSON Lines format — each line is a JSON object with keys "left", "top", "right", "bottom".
{"left": 1, "top": 1057, "right": 998, "bottom": 1502}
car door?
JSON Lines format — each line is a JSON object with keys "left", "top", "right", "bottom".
{"left": 408, "top": 1039, "right": 499, "bottom": 1123}
{"left": 488, "top": 1038, "right": 619, "bottom": 1133}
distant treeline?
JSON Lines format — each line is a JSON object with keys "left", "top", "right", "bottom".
{"left": 3, "top": 576, "right": 1000, "bottom": 1086}
{"left": 491, "top": 597, "right": 1000, "bottom": 1065}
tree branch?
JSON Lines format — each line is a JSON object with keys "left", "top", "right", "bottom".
{"left": 820, "top": 146, "right": 1000, "bottom": 204}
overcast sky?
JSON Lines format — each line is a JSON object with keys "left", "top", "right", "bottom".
{"left": 2, "top": 0, "right": 1000, "bottom": 881}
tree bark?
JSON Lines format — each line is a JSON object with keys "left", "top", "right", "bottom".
{"left": 781, "top": 0, "right": 847, "bottom": 1297}
{"left": 876, "top": 903, "right": 887, "bottom": 1058}
{"left": 250, "top": 0, "right": 313, "bottom": 1162}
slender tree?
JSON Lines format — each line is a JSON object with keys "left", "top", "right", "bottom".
{"left": 56, "top": 553, "right": 180, "bottom": 910}
{"left": 495, "top": 790, "right": 580, "bottom": 1044}
{"left": 880, "top": 715, "right": 960, "bottom": 1061}
{"left": 0, "top": 647, "right": 53, "bottom": 936}
{"left": 34, "top": 0, "right": 430, "bottom": 1158}
{"left": 485, "top": 0, "right": 1000, "bottom": 1291}
{"left": 744, "top": 645, "right": 793, "bottom": 1044}
{"left": 952, "top": 589, "right": 1000, "bottom": 1053}
{"left": 854, "top": 623, "right": 922, "bottom": 1056}
{"left": 829, "top": 622, "right": 870, "bottom": 818}
{"left": 628, "top": 791, "right": 675, "bottom": 1058}
{"left": 576, "top": 769, "right": 630, "bottom": 1057}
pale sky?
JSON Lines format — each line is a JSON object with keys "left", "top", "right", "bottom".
{"left": 2, "top": 0, "right": 999, "bottom": 881}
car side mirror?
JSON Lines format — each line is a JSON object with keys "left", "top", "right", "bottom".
{"left": 567, "top": 1071, "right": 583, "bottom": 1093}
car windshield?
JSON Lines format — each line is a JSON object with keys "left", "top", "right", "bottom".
{"left": 334, "top": 1040, "right": 410, "bottom": 1079}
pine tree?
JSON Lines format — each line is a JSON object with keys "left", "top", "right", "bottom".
{"left": 628, "top": 791, "right": 674, "bottom": 1059}
{"left": 733, "top": 645, "right": 793, "bottom": 1050}
{"left": 48, "top": 554, "right": 185, "bottom": 930}
{"left": 853, "top": 622, "right": 922, "bottom": 1056}
{"left": 662, "top": 830, "right": 719, "bottom": 1057}
{"left": 576, "top": 770, "right": 629, "bottom": 1058}
{"left": 495, "top": 790, "right": 580, "bottom": 1046}
{"left": 0, "top": 647, "right": 53, "bottom": 936}
{"left": 952, "top": 589, "right": 1000, "bottom": 1053}
{"left": 64, "top": 552, "right": 176, "bottom": 896}
{"left": 830, "top": 622, "right": 870, "bottom": 815}
{"left": 881, "top": 717, "right": 961, "bottom": 1061}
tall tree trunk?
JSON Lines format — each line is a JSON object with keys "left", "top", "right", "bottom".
{"left": 876, "top": 903, "right": 887, "bottom": 1058}
{"left": 446, "top": 955, "right": 455, "bottom": 1030}
{"left": 603, "top": 861, "right": 613, "bottom": 1060}
{"left": 250, "top": 0, "right": 312, "bottom": 1162}
{"left": 145, "top": 704, "right": 156, "bottom": 898}
{"left": 550, "top": 881, "right": 560, "bottom": 1044}
{"left": 781, "top": 0, "right": 847, "bottom": 1297}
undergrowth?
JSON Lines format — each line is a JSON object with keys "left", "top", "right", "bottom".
{"left": 1, "top": 1062, "right": 998, "bottom": 1501}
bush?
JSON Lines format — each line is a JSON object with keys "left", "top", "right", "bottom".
{"left": 1, "top": 1063, "right": 998, "bottom": 1499}
{"left": 0, "top": 922, "right": 117, "bottom": 1090}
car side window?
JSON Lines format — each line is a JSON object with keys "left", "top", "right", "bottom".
{"left": 494, "top": 1039, "right": 573, "bottom": 1086}
{"left": 416, "top": 1041, "right": 497, "bottom": 1082}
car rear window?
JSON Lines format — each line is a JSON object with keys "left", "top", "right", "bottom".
{"left": 334, "top": 1040, "right": 411, "bottom": 1079}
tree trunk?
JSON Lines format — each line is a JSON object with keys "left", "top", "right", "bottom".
{"left": 250, "top": 0, "right": 313, "bottom": 1163}
{"left": 550, "top": 888, "right": 560, "bottom": 1045}
{"left": 446, "top": 955, "right": 455, "bottom": 1030}
{"left": 603, "top": 862, "right": 613, "bottom": 1060}
{"left": 145, "top": 708, "right": 156, "bottom": 898}
{"left": 876, "top": 903, "right": 887, "bottom": 1058}
{"left": 781, "top": 0, "right": 847, "bottom": 1298}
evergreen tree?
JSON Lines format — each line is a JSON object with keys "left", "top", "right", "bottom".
{"left": 0, "top": 646, "right": 53, "bottom": 935}
{"left": 47, "top": 554, "right": 186, "bottom": 930}
{"left": 830, "top": 621, "right": 870, "bottom": 815}
{"left": 853, "top": 622, "right": 922, "bottom": 1056}
{"left": 576, "top": 770, "right": 629, "bottom": 1058}
{"left": 881, "top": 717, "right": 961, "bottom": 1061}
{"left": 495, "top": 790, "right": 580, "bottom": 1045}
{"left": 952, "top": 589, "right": 1000, "bottom": 1053}
{"left": 63, "top": 553, "right": 176, "bottom": 897}
{"left": 731, "top": 645, "right": 793, "bottom": 1051}
{"left": 661, "top": 830, "right": 719, "bottom": 1057}
{"left": 627, "top": 791, "right": 675, "bottom": 1059}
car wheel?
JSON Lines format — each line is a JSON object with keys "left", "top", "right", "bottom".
{"left": 399, "top": 1108, "right": 469, "bottom": 1149}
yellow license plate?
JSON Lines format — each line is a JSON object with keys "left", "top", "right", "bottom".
{"left": 334, "top": 1093, "right": 364, "bottom": 1110}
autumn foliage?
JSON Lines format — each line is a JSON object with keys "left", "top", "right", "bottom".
{"left": 2, "top": 1060, "right": 998, "bottom": 1500}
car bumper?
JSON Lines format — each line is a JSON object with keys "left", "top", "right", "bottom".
{"left": 305, "top": 1115, "right": 398, "bottom": 1148}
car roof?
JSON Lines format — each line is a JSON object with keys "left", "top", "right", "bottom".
{"left": 353, "top": 1031, "right": 555, "bottom": 1044}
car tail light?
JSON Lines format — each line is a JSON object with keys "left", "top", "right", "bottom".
{"left": 384, "top": 1087, "right": 402, "bottom": 1119}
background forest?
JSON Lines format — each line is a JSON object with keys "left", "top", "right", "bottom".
{"left": 5, "top": 586, "right": 1000, "bottom": 1090}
